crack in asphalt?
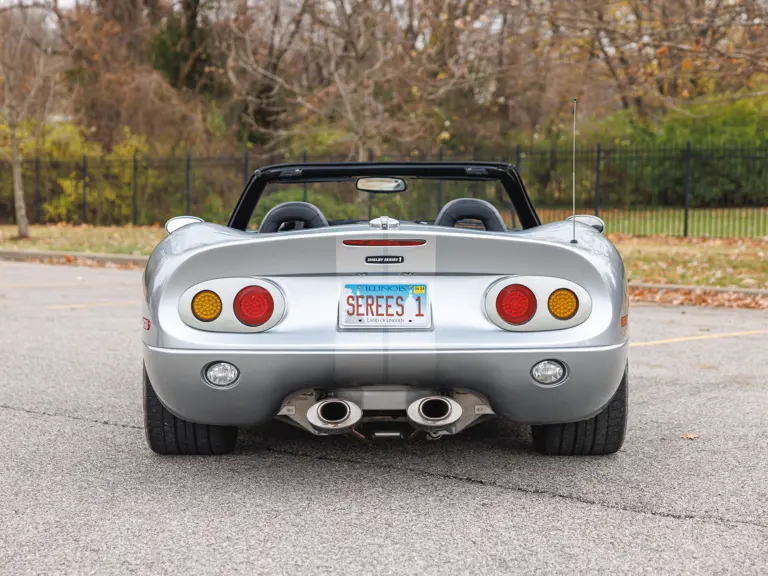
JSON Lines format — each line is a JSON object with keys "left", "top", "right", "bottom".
{"left": 4, "top": 402, "right": 766, "bottom": 533}
{"left": 0, "top": 403, "right": 141, "bottom": 430}
{"left": 262, "top": 445, "right": 768, "bottom": 532}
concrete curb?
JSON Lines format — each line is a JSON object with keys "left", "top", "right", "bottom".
{"left": 0, "top": 249, "right": 148, "bottom": 267}
{"left": 1, "top": 249, "right": 767, "bottom": 296}
{"left": 629, "top": 282, "right": 768, "bottom": 296}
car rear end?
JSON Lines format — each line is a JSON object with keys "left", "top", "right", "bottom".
{"left": 142, "top": 221, "right": 628, "bottom": 439}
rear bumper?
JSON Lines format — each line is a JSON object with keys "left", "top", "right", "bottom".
{"left": 144, "top": 341, "right": 628, "bottom": 427}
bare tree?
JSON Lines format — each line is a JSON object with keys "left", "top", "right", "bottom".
{"left": 2, "top": 0, "right": 763, "bottom": 198}
{"left": 221, "top": 0, "right": 311, "bottom": 146}
{"left": 226, "top": 1, "right": 442, "bottom": 155}
{"left": 0, "top": 2, "right": 61, "bottom": 238}
{"left": 556, "top": 0, "right": 768, "bottom": 116}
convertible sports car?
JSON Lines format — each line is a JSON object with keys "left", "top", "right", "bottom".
{"left": 142, "top": 162, "right": 628, "bottom": 456}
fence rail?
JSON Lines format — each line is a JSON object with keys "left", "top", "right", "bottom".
{"left": 1, "top": 142, "right": 767, "bottom": 237}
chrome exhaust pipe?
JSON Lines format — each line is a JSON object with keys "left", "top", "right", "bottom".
{"left": 306, "top": 399, "right": 362, "bottom": 435}
{"left": 419, "top": 397, "right": 453, "bottom": 421}
{"left": 406, "top": 396, "right": 462, "bottom": 431}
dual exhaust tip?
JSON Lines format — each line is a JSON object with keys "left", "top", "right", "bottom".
{"left": 418, "top": 397, "right": 453, "bottom": 421}
{"left": 318, "top": 400, "right": 351, "bottom": 424}
{"left": 407, "top": 396, "right": 462, "bottom": 431}
{"left": 306, "top": 399, "right": 363, "bottom": 434}
{"left": 307, "top": 395, "right": 462, "bottom": 435}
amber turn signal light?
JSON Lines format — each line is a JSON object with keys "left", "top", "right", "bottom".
{"left": 191, "top": 290, "right": 223, "bottom": 322}
{"left": 548, "top": 288, "right": 579, "bottom": 320}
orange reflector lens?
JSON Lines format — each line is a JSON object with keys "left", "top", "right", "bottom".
{"left": 191, "top": 290, "right": 222, "bottom": 322}
{"left": 548, "top": 289, "right": 579, "bottom": 320}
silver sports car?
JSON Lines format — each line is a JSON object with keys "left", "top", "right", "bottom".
{"left": 142, "top": 162, "right": 628, "bottom": 456}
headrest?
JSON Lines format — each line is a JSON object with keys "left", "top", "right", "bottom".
{"left": 434, "top": 198, "right": 507, "bottom": 232}
{"left": 259, "top": 202, "right": 329, "bottom": 233}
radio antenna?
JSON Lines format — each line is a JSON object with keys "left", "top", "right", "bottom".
{"left": 570, "top": 98, "right": 578, "bottom": 244}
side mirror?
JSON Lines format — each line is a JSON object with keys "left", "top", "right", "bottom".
{"left": 165, "top": 215, "right": 204, "bottom": 235}
{"left": 566, "top": 215, "right": 605, "bottom": 233}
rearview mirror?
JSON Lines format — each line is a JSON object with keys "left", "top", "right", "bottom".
{"left": 566, "top": 215, "right": 605, "bottom": 233}
{"left": 165, "top": 215, "right": 204, "bottom": 235}
{"left": 355, "top": 177, "right": 407, "bottom": 193}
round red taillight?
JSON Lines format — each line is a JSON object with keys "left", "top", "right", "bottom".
{"left": 495, "top": 284, "right": 537, "bottom": 325}
{"left": 234, "top": 286, "right": 274, "bottom": 326}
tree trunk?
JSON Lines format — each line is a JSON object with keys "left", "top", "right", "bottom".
{"left": 10, "top": 123, "right": 29, "bottom": 239}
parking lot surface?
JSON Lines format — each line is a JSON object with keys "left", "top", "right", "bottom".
{"left": 1, "top": 261, "right": 767, "bottom": 574}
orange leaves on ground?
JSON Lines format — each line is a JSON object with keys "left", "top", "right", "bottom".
{"left": 682, "top": 433, "right": 699, "bottom": 440}
{"left": 0, "top": 224, "right": 164, "bottom": 256}
{"left": 630, "top": 286, "right": 768, "bottom": 310}
{"left": 610, "top": 234, "right": 768, "bottom": 291}
{"left": 6, "top": 255, "right": 143, "bottom": 270}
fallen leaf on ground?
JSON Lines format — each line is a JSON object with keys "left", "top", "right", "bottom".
{"left": 630, "top": 286, "right": 768, "bottom": 310}
{"left": 682, "top": 433, "right": 698, "bottom": 440}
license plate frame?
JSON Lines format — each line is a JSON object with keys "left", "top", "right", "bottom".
{"left": 338, "top": 283, "right": 431, "bottom": 330}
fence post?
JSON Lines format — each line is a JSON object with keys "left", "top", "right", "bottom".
{"left": 132, "top": 150, "right": 138, "bottom": 225}
{"left": 367, "top": 148, "right": 374, "bottom": 219}
{"left": 82, "top": 154, "right": 88, "bottom": 224}
{"left": 185, "top": 152, "right": 191, "bottom": 215}
{"left": 683, "top": 140, "right": 691, "bottom": 237}
{"left": 302, "top": 149, "right": 308, "bottom": 202}
{"left": 594, "top": 143, "right": 602, "bottom": 216}
{"left": 243, "top": 149, "right": 249, "bottom": 187}
{"left": 515, "top": 145, "right": 523, "bottom": 228}
{"left": 34, "top": 156, "right": 41, "bottom": 223}
{"left": 437, "top": 143, "right": 444, "bottom": 207}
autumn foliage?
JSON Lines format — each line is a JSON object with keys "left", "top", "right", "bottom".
{"left": 1, "top": 1, "right": 767, "bottom": 235}
{"left": 2, "top": 0, "right": 767, "bottom": 158}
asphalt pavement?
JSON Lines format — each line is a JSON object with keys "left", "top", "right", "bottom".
{"left": 1, "top": 261, "right": 767, "bottom": 575}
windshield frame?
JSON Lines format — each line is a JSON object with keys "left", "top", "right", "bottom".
{"left": 228, "top": 162, "right": 541, "bottom": 231}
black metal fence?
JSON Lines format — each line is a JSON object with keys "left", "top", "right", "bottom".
{"left": 1, "top": 142, "right": 767, "bottom": 237}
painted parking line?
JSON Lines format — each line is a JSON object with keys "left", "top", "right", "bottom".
{"left": 46, "top": 300, "right": 141, "bottom": 310}
{"left": 631, "top": 329, "right": 768, "bottom": 348}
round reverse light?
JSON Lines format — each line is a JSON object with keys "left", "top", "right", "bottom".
{"left": 191, "top": 290, "right": 222, "bottom": 322}
{"left": 548, "top": 288, "right": 579, "bottom": 320}
{"left": 531, "top": 360, "right": 566, "bottom": 385}
{"left": 234, "top": 285, "right": 274, "bottom": 326}
{"left": 496, "top": 284, "right": 537, "bottom": 325}
{"left": 204, "top": 362, "right": 239, "bottom": 387}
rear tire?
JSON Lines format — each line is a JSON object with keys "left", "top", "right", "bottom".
{"left": 143, "top": 366, "right": 238, "bottom": 455}
{"left": 531, "top": 366, "right": 628, "bottom": 456}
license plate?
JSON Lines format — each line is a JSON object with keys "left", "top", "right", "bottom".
{"left": 339, "top": 284, "right": 430, "bottom": 329}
